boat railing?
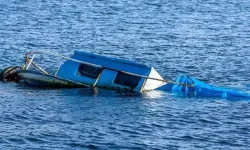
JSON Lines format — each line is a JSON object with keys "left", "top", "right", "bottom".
{"left": 24, "top": 51, "right": 194, "bottom": 87}
{"left": 25, "top": 51, "right": 164, "bottom": 80}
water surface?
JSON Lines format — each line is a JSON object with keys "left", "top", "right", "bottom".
{"left": 0, "top": 0, "right": 250, "bottom": 149}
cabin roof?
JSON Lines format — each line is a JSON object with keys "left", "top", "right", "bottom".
{"left": 74, "top": 51, "right": 150, "bottom": 69}
{"left": 75, "top": 51, "right": 150, "bottom": 69}
{"left": 67, "top": 50, "right": 151, "bottom": 76}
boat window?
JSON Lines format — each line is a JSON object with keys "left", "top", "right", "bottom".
{"left": 77, "top": 64, "right": 103, "bottom": 79}
{"left": 114, "top": 72, "right": 141, "bottom": 89}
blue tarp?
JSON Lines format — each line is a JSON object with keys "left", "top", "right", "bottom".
{"left": 157, "top": 75, "right": 250, "bottom": 99}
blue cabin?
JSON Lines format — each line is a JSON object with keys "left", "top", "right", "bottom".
{"left": 56, "top": 51, "right": 166, "bottom": 91}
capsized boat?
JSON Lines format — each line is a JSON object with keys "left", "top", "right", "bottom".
{"left": 1, "top": 51, "right": 166, "bottom": 91}
{"left": 1, "top": 50, "right": 250, "bottom": 99}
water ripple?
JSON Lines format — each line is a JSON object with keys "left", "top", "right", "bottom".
{"left": 0, "top": 0, "right": 250, "bottom": 149}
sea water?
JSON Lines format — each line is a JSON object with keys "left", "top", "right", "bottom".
{"left": 0, "top": 0, "right": 250, "bottom": 149}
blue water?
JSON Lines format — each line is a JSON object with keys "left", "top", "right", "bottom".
{"left": 1, "top": 0, "right": 250, "bottom": 149}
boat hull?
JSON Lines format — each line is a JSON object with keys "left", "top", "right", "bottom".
{"left": 16, "top": 70, "right": 88, "bottom": 88}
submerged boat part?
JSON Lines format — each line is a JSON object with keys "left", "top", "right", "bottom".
{"left": 157, "top": 74, "right": 250, "bottom": 99}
